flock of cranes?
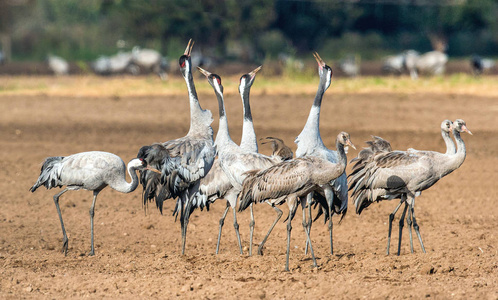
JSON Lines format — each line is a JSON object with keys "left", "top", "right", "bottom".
{"left": 31, "top": 40, "right": 471, "bottom": 271}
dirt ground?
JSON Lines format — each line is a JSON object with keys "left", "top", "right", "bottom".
{"left": 0, "top": 75, "right": 497, "bottom": 299}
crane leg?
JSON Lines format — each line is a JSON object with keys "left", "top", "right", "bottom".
{"left": 215, "top": 203, "right": 230, "bottom": 254}
{"left": 407, "top": 205, "right": 414, "bottom": 253}
{"left": 302, "top": 204, "right": 317, "bottom": 268}
{"left": 257, "top": 205, "right": 283, "bottom": 255}
{"left": 387, "top": 200, "right": 403, "bottom": 255}
{"left": 285, "top": 209, "right": 296, "bottom": 272}
{"left": 411, "top": 203, "right": 426, "bottom": 253}
{"left": 89, "top": 192, "right": 99, "bottom": 256}
{"left": 307, "top": 202, "right": 313, "bottom": 254}
{"left": 180, "top": 199, "right": 185, "bottom": 255}
{"left": 328, "top": 206, "right": 334, "bottom": 255}
{"left": 53, "top": 188, "right": 70, "bottom": 256}
{"left": 249, "top": 203, "right": 255, "bottom": 256}
{"left": 181, "top": 195, "right": 191, "bottom": 255}
{"left": 304, "top": 193, "right": 313, "bottom": 255}
{"left": 324, "top": 189, "right": 334, "bottom": 255}
{"left": 302, "top": 203, "right": 308, "bottom": 254}
{"left": 232, "top": 207, "right": 243, "bottom": 255}
{"left": 397, "top": 202, "right": 409, "bottom": 256}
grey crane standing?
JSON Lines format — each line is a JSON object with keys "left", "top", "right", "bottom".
{"left": 47, "top": 54, "right": 69, "bottom": 76}
{"left": 29, "top": 152, "right": 153, "bottom": 256}
{"left": 192, "top": 66, "right": 263, "bottom": 254}
{"left": 137, "top": 40, "right": 216, "bottom": 255}
{"left": 348, "top": 119, "right": 471, "bottom": 255}
{"left": 196, "top": 67, "right": 287, "bottom": 256}
{"left": 470, "top": 55, "right": 495, "bottom": 76}
{"left": 413, "top": 50, "right": 448, "bottom": 78}
{"left": 294, "top": 52, "right": 348, "bottom": 255}
{"left": 239, "top": 132, "right": 355, "bottom": 271}
{"left": 132, "top": 46, "right": 167, "bottom": 79}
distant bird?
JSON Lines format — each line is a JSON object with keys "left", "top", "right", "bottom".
{"left": 137, "top": 40, "right": 216, "bottom": 255}
{"left": 382, "top": 50, "right": 419, "bottom": 78}
{"left": 91, "top": 52, "right": 138, "bottom": 76}
{"left": 470, "top": 55, "right": 495, "bottom": 76}
{"left": 382, "top": 53, "right": 405, "bottom": 75}
{"left": 413, "top": 50, "right": 448, "bottom": 79}
{"left": 132, "top": 46, "right": 168, "bottom": 79}
{"left": 239, "top": 132, "right": 355, "bottom": 271}
{"left": 294, "top": 52, "right": 348, "bottom": 255}
{"left": 193, "top": 66, "right": 263, "bottom": 254}
{"left": 29, "top": 151, "right": 155, "bottom": 256}
{"left": 91, "top": 56, "right": 111, "bottom": 75}
{"left": 348, "top": 119, "right": 471, "bottom": 255}
{"left": 403, "top": 50, "right": 420, "bottom": 79}
{"left": 338, "top": 54, "right": 360, "bottom": 77}
{"left": 195, "top": 66, "right": 285, "bottom": 256}
{"left": 47, "top": 54, "right": 69, "bottom": 76}
{"left": 260, "top": 137, "right": 293, "bottom": 161}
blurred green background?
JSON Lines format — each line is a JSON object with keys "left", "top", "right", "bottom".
{"left": 1, "top": 0, "right": 497, "bottom": 63}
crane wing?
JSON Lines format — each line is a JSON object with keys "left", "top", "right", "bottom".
{"left": 192, "top": 158, "right": 232, "bottom": 210}
{"left": 238, "top": 159, "right": 314, "bottom": 211}
{"left": 138, "top": 137, "right": 216, "bottom": 213}
{"left": 220, "top": 152, "right": 276, "bottom": 188}
{"left": 349, "top": 149, "right": 429, "bottom": 214}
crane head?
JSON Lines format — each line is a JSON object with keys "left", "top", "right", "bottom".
{"left": 179, "top": 39, "right": 194, "bottom": 69}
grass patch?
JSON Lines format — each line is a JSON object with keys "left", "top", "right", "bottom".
{"left": 0, "top": 74, "right": 497, "bottom": 98}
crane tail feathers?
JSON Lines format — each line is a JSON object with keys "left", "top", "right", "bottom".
{"left": 30, "top": 156, "right": 64, "bottom": 192}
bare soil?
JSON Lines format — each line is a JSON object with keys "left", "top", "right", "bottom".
{"left": 0, "top": 77, "right": 497, "bottom": 299}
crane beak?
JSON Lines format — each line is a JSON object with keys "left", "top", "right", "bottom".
{"left": 248, "top": 65, "right": 262, "bottom": 79}
{"left": 347, "top": 139, "right": 357, "bottom": 150}
{"left": 184, "top": 39, "right": 194, "bottom": 56}
{"left": 462, "top": 125, "right": 472, "bottom": 135}
{"left": 313, "top": 52, "right": 326, "bottom": 68}
{"left": 197, "top": 66, "right": 211, "bottom": 77}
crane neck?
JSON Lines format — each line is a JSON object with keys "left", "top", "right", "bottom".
{"left": 184, "top": 69, "right": 202, "bottom": 125}
{"left": 335, "top": 140, "right": 348, "bottom": 171}
{"left": 110, "top": 164, "right": 140, "bottom": 194}
{"left": 439, "top": 129, "right": 466, "bottom": 178}
{"left": 453, "top": 129, "right": 466, "bottom": 160}
{"left": 295, "top": 80, "right": 327, "bottom": 155}
{"left": 442, "top": 129, "right": 456, "bottom": 155}
{"left": 240, "top": 86, "right": 258, "bottom": 152}
{"left": 214, "top": 88, "right": 232, "bottom": 146}
{"left": 184, "top": 70, "right": 213, "bottom": 138}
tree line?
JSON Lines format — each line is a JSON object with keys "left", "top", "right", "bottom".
{"left": 1, "top": 0, "right": 497, "bottom": 62}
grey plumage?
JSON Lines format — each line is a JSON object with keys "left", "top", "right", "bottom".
{"left": 239, "top": 132, "right": 354, "bottom": 271}
{"left": 132, "top": 46, "right": 168, "bottom": 79}
{"left": 194, "top": 66, "right": 282, "bottom": 255}
{"left": 413, "top": 50, "right": 448, "bottom": 79}
{"left": 193, "top": 65, "right": 263, "bottom": 214}
{"left": 471, "top": 55, "right": 495, "bottom": 76}
{"left": 137, "top": 40, "right": 216, "bottom": 255}
{"left": 47, "top": 54, "right": 69, "bottom": 76}
{"left": 261, "top": 137, "right": 293, "bottom": 161}
{"left": 348, "top": 119, "right": 471, "bottom": 255}
{"left": 30, "top": 151, "right": 148, "bottom": 256}
{"left": 239, "top": 66, "right": 261, "bottom": 153}
{"left": 294, "top": 52, "right": 347, "bottom": 255}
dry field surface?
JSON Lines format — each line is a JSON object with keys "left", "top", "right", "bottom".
{"left": 0, "top": 75, "right": 497, "bottom": 299}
